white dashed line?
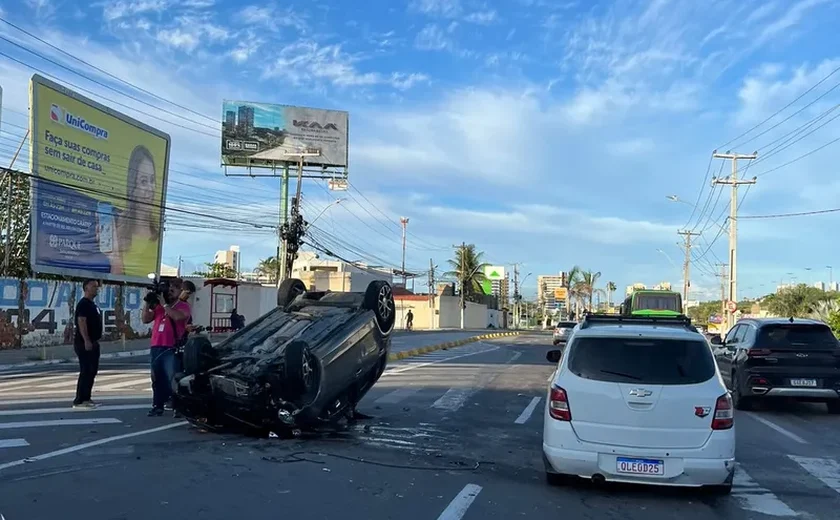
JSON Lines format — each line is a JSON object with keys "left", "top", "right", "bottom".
{"left": 514, "top": 397, "right": 541, "bottom": 424}
{"left": 437, "top": 484, "right": 482, "bottom": 520}
{"left": 746, "top": 413, "right": 808, "bottom": 444}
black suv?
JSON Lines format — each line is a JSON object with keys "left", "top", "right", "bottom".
{"left": 710, "top": 318, "right": 840, "bottom": 412}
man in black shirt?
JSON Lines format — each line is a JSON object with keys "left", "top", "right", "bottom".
{"left": 73, "top": 279, "right": 103, "bottom": 409}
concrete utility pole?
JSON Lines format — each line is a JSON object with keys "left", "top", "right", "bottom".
{"left": 400, "top": 217, "right": 409, "bottom": 287}
{"left": 459, "top": 242, "right": 466, "bottom": 329}
{"left": 712, "top": 151, "right": 757, "bottom": 331}
{"left": 512, "top": 263, "right": 521, "bottom": 330}
{"left": 428, "top": 258, "right": 436, "bottom": 329}
{"left": 716, "top": 263, "right": 729, "bottom": 338}
{"left": 678, "top": 230, "right": 701, "bottom": 314}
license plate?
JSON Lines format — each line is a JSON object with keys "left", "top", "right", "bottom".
{"left": 790, "top": 378, "right": 817, "bottom": 387}
{"left": 616, "top": 457, "right": 664, "bottom": 476}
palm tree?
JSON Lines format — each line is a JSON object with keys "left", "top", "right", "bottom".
{"left": 606, "top": 281, "right": 617, "bottom": 307}
{"left": 565, "top": 266, "right": 582, "bottom": 317}
{"left": 255, "top": 256, "right": 281, "bottom": 282}
{"left": 576, "top": 270, "right": 602, "bottom": 311}
{"left": 444, "top": 244, "right": 489, "bottom": 303}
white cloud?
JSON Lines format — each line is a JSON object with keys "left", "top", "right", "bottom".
{"left": 100, "top": 0, "right": 169, "bottom": 22}
{"left": 263, "top": 41, "right": 428, "bottom": 91}
{"left": 238, "top": 4, "right": 307, "bottom": 32}
{"left": 410, "top": 0, "right": 462, "bottom": 18}
{"left": 464, "top": 10, "right": 497, "bottom": 25}
{"left": 754, "top": 0, "right": 829, "bottom": 47}
{"left": 415, "top": 24, "right": 454, "bottom": 51}
{"left": 25, "top": 0, "right": 55, "bottom": 19}
{"left": 156, "top": 29, "right": 201, "bottom": 52}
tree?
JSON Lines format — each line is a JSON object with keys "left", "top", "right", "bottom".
{"left": 574, "top": 270, "right": 602, "bottom": 311}
{"left": 606, "top": 281, "right": 617, "bottom": 307}
{"left": 764, "top": 284, "right": 831, "bottom": 318}
{"left": 255, "top": 256, "right": 280, "bottom": 282}
{"left": 193, "top": 262, "right": 237, "bottom": 279}
{"left": 565, "top": 266, "right": 582, "bottom": 316}
{"left": 445, "top": 244, "right": 488, "bottom": 303}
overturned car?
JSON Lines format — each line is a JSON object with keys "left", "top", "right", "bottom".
{"left": 173, "top": 278, "right": 396, "bottom": 434}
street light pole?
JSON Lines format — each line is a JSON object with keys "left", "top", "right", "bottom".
{"left": 400, "top": 217, "right": 409, "bottom": 287}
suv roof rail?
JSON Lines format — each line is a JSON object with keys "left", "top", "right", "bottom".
{"left": 579, "top": 313, "right": 697, "bottom": 332}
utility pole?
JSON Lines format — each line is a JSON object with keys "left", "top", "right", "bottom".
{"left": 712, "top": 151, "right": 757, "bottom": 331}
{"left": 716, "top": 263, "right": 729, "bottom": 339}
{"left": 177, "top": 255, "right": 182, "bottom": 277}
{"left": 279, "top": 151, "right": 319, "bottom": 284}
{"left": 400, "top": 217, "right": 409, "bottom": 287}
{"left": 459, "top": 242, "right": 466, "bottom": 329}
{"left": 429, "top": 258, "right": 436, "bottom": 329}
{"left": 677, "top": 230, "right": 701, "bottom": 314}
{"left": 512, "top": 263, "right": 521, "bottom": 330}
{"left": 277, "top": 164, "right": 290, "bottom": 286}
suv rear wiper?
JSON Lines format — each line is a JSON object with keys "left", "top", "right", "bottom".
{"left": 599, "top": 369, "right": 643, "bottom": 381}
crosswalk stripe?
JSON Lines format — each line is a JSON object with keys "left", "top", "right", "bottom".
{"left": 431, "top": 388, "right": 474, "bottom": 412}
{"left": 789, "top": 455, "right": 840, "bottom": 496}
{"left": 0, "top": 438, "right": 29, "bottom": 448}
{"left": 0, "top": 394, "right": 150, "bottom": 406}
{"left": 0, "top": 375, "right": 70, "bottom": 390}
{"left": 96, "top": 378, "right": 150, "bottom": 391}
{"left": 35, "top": 373, "right": 138, "bottom": 389}
{"left": 0, "top": 418, "right": 122, "bottom": 429}
{"left": 375, "top": 388, "right": 421, "bottom": 404}
{"left": 732, "top": 466, "right": 799, "bottom": 517}
{"left": 0, "top": 404, "right": 149, "bottom": 416}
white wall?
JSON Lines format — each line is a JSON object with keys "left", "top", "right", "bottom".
{"left": 185, "top": 277, "right": 276, "bottom": 330}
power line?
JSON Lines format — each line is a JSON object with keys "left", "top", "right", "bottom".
{"left": 739, "top": 206, "right": 840, "bottom": 219}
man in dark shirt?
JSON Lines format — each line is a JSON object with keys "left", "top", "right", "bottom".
{"left": 73, "top": 279, "right": 103, "bottom": 409}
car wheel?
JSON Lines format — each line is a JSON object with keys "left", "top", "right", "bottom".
{"left": 277, "top": 278, "right": 307, "bottom": 310}
{"left": 731, "top": 373, "right": 753, "bottom": 411}
{"left": 284, "top": 340, "right": 320, "bottom": 398}
{"left": 363, "top": 281, "right": 396, "bottom": 334}
{"left": 183, "top": 336, "right": 215, "bottom": 375}
{"left": 826, "top": 401, "right": 840, "bottom": 414}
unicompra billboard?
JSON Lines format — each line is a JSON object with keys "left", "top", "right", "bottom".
{"left": 29, "top": 74, "right": 171, "bottom": 284}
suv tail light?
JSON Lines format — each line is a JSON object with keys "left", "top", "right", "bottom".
{"left": 711, "top": 394, "right": 734, "bottom": 430}
{"left": 549, "top": 386, "right": 571, "bottom": 421}
{"left": 747, "top": 348, "right": 772, "bottom": 358}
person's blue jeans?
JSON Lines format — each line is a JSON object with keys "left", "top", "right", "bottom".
{"left": 150, "top": 346, "right": 176, "bottom": 409}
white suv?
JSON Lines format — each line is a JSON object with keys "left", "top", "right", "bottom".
{"left": 542, "top": 314, "right": 735, "bottom": 494}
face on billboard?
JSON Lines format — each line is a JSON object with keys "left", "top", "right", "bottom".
{"left": 29, "top": 75, "right": 171, "bottom": 284}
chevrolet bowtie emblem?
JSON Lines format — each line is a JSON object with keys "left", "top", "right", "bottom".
{"left": 629, "top": 388, "right": 652, "bottom": 397}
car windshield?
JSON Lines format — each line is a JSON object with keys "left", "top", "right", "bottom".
{"left": 556, "top": 322, "right": 576, "bottom": 329}
{"left": 757, "top": 324, "right": 838, "bottom": 350}
{"left": 567, "top": 337, "right": 716, "bottom": 385}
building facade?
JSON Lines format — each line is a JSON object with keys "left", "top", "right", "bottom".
{"left": 538, "top": 272, "right": 569, "bottom": 315}
{"left": 214, "top": 245, "right": 241, "bottom": 276}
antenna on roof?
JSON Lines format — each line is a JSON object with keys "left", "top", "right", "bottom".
{"left": 789, "top": 316, "right": 795, "bottom": 323}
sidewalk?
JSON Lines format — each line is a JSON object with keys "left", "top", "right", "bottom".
{"left": 0, "top": 334, "right": 231, "bottom": 371}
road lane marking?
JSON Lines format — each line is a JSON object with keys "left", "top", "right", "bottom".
{"left": 0, "top": 375, "right": 69, "bottom": 389}
{"left": 432, "top": 388, "right": 474, "bottom": 412}
{"left": 96, "top": 378, "right": 151, "bottom": 391}
{"left": 733, "top": 466, "right": 800, "bottom": 517}
{"left": 0, "top": 404, "right": 148, "bottom": 416}
{"left": 0, "top": 388, "right": 151, "bottom": 397}
{"left": 0, "top": 439, "right": 28, "bottom": 448}
{"left": 788, "top": 455, "right": 840, "bottom": 495}
{"left": 746, "top": 413, "right": 808, "bottom": 444}
{"left": 514, "top": 397, "right": 541, "bottom": 424}
{"left": 437, "top": 483, "right": 482, "bottom": 520}
{"left": 374, "top": 388, "right": 421, "bottom": 404}
{"left": 35, "top": 373, "right": 139, "bottom": 389}
{"left": 0, "top": 421, "right": 187, "bottom": 472}
{"left": 383, "top": 345, "right": 500, "bottom": 375}
{"left": 0, "top": 418, "right": 122, "bottom": 429}
{"left": 0, "top": 394, "right": 150, "bottom": 406}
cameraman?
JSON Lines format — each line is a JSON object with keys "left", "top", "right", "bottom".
{"left": 141, "top": 278, "right": 191, "bottom": 417}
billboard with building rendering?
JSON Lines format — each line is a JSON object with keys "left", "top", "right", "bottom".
{"left": 221, "top": 100, "right": 349, "bottom": 169}
{"left": 29, "top": 74, "right": 170, "bottom": 284}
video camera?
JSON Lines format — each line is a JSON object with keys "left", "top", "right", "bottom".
{"left": 144, "top": 272, "right": 171, "bottom": 309}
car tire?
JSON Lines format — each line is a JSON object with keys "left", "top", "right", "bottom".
{"left": 731, "top": 374, "right": 753, "bottom": 411}
{"left": 284, "top": 340, "right": 320, "bottom": 398}
{"left": 277, "top": 278, "right": 307, "bottom": 310}
{"left": 183, "top": 336, "right": 215, "bottom": 375}
{"left": 827, "top": 401, "right": 840, "bottom": 414}
{"left": 363, "top": 281, "right": 396, "bottom": 334}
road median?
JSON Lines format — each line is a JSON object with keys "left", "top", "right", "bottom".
{"left": 387, "top": 331, "right": 520, "bottom": 361}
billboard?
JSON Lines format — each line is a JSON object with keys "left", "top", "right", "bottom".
{"left": 484, "top": 265, "right": 505, "bottom": 280}
{"left": 29, "top": 74, "right": 171, "bottom": 284}
{"left": 554, "top": 287, "right": 568, "bottom": 300}
{"left": 221, "top": 100, "right": 348, "bottom": 168}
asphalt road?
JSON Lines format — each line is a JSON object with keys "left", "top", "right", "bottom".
{"left": 1, "top": 334, "right": 839, "bottom": 519}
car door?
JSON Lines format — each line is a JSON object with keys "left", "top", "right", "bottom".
{"left": 717, "top": 325, "right": 743, "bottom": 385}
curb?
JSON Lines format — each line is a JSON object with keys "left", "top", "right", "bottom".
{"left": 0, "top": 331, "right": 521, "bottom": 372}
{"left": 386, "top": 331, "right": 519, "bottom": 361}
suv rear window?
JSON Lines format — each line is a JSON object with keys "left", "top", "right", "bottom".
{"left": 556, "top": 322, "right": 576, "bottom": 329}
{"left": 757, "top": 324, "right": 838, "bottom": 350}
{"left": 567, "top": 337, "right": 716, "bottom": 385}
{"left": 635, "top": 295, "right": 680, "bottom": 311}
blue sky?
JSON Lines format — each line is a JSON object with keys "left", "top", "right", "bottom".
{"left": 0, "top": 0, "right": 839, "bottom": 300}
